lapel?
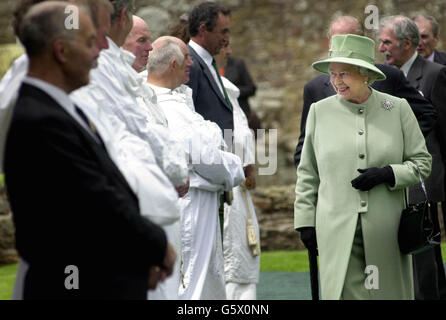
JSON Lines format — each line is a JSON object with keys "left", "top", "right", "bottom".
{"left": 406, "top": 55, "right": 424, "bottom": 90}
{"left": 434, "top": 50, "right": 446, "bottom": 65}
{"left": 188, "top": 45, "right": 232, "bottom": 111}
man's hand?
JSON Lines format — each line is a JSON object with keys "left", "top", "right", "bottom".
{"left": 148, "top": 243, "right": 177, "bottom": 289}
{"left": 244, "top": 165, "right": 256, "bottom": 190}
{"left": 175, "top": 176, "right": 190, "bottom": 197}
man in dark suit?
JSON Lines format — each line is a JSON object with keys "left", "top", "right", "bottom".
{"left": 413, "top": 14, "right": 446, "bottom": 65}
{"left": 413, "top": 14, "right": 446, "bottom": 241}
{"left": 379, "top": 15, "right": 446, "bottom": 300}
{"left": 186, "top": 2, "right": 233, "bottom": 140}
{"left": 294, "top": 16, "right": 437, "bottom": 168}
{"left": 186, "top": 2, "right": 241, "bottom": 239}
{"left": 225, "top": 56, "right": 261, "bottom": 134}
{"left": 4, "top": 2, "right": 175, "bottom": 299}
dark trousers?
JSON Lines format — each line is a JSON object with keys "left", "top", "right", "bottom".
{"left": 413, "top": 202, "right": 446, "bottom": 300}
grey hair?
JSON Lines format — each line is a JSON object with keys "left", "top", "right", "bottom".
{"left": 412, "top": 14, "right": 439, "bottom": 38}
{"left": 19, "top": 2, "right": 84, "bottom": 57}
{"left": 327, "top": 15, "right": 364, "bottom": 39}
{"left": 109, "top": 0, "right": 133, "bottom": 24}
{"left": 147, "top": 39, "right": 185, "bottom": 75}
{"left": 358, "top": 67, "right": 379, "bottom": 85}
{"left": 380, "top": 15, "right": 420, "bottom": 48}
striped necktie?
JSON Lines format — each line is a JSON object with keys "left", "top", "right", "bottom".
{"left": 212, "top": 58, "right": 233, "bottom": 110}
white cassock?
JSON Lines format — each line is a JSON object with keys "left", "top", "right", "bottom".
{"left": 71, "top": 39, "right": 189, "bottom": 300}
{"left": 0, "top": 54, "right": 28, "bottom": 174}
{"left": 70, "top": 88, "right": 182, "bottom": 300}
{"left": 86, "top": 37, "right": 188, "bottom": 186}
{"left": 150, "top": 84, "right": 245, "bottom": 300}
{"left": 221, "top": 77, "right": 261, "bottom": 300}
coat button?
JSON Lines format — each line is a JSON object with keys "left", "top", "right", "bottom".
{"left": 358, "top": 108, "right": 364, "bottom": 114}
{"left": 359, "top": 154, "right": 365, "bottom": 159}
{"left": 358, "top": 129, "right": 364, "bottom": 135}
{"left": 361, "top": 201, "right": 367, "bottom": 207}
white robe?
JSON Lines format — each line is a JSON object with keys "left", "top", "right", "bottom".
{"left": 87, "top": 37, "right": 188, "bottom": 185}
{"left": 221, "top": 77, "right": 261, "bottom": 300}
{"left": 151, "top": 84, "right": 245, "bottom": 300}
{"left": 72, "top": 39, "right": 189, "bottom": 300}
{"left": 0, "top": 54, "right": 28, "bottom": 174}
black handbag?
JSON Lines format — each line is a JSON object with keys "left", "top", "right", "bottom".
{"left": 398, "top": 166, "right": 441, "bottom": 255}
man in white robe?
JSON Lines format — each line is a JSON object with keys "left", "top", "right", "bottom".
{"left": 215, "top": 46, "right": 261, "bottom": 300}
{"left": 83, "top": 8, "right": 188, "bottom": 187}
{"left": 145, "top": 36, "right": 245, "bottom": 300}
{"left": 119, "top": 16, "right": 185, "bottom": 300}
{"left": 70, "top": 3, "right": 189, "bottom": 300}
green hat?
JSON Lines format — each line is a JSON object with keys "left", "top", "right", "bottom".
{"left": 312, "top": 34, "right": 386, "bottom": 81}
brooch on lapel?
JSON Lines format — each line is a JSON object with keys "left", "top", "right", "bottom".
{"left": 381, "top": 99, "right": 394, "bottom": 111}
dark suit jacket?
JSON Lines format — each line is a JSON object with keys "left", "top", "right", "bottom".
{"left": 434, "top": 50, "right": 446, "bottom": 65}
{"left": 186, "top": 45, "right": 234, "bottom": 135}
{"left": 225, "top": 56, "right": 257, "bottom": 115}
{"left": 4, "top": 83, "right": 167, "bottom": 299}
{"left": 294, "top": 63, "right": 437, "bottom": 168}
{"left": 406, "top": 56, "right": 446, "bottom": 203}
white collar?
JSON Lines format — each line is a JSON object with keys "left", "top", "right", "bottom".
{"left": 427, "top": 51, "right": 435, "bottom": 62}
{"left": 400, "top": 51, "right": 418, "bottom": 77}
{"left": 189, "top": 39, "right": 213, "bottom": 67}
{"left": 105, "top": 36, "right": 120, "bottom": 55}
{"left": 147, "top": 83, "right": 174, "bottom": 95}
{"left": 23, "top": 76, "right": 74, "bottom": 111}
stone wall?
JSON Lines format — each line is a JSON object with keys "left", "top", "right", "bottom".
{"left": 0, "top": 183, "right": 17, "bottom": 266}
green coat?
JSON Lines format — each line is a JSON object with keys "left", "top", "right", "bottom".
{"left": 294, "top": 88, "right": 432, "bottom": 300}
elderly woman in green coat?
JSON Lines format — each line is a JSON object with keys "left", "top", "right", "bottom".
{"left": 294, "top": 34, "right": 432, "bottom": 300}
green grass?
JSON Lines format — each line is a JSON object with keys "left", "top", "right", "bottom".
{"left": 0, "top": 263, "right": 17, "bottom": 300}
{"left": 0, "top": 244, "right": 445, "bottom": 299}
{"left": 260, "top": 249, "right": 311, "bottom": 272}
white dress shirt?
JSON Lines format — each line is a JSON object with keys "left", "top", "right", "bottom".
{"left": 400, "top": 51, "right": 418, "bottom": 77}
{"left": 188, "top": 39, "right": 225, "bottom": 96}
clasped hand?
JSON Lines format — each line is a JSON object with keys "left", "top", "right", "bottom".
{"left": 351, "top": 166, "right": 395, "bottom": 191}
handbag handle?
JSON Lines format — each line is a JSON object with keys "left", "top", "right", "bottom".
{"left": 404, "top": 164, "right": 428, "bottom": 208}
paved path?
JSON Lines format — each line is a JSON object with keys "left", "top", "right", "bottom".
{"left": 257, "top": 271, "right": 313, "bottom": 300}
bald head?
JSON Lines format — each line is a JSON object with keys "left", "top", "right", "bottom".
{"left": 153, "top": 36, "right": 186, "bottom": 51}
{"left": 123, "top": 15, "right": 152, "bottom": 71}
{"left": 328, "top": 16, "right": 364, "bottom": 39}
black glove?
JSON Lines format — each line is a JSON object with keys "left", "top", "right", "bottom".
{"left": 351, "top": 166, "right": 395, "bottom": 191}
{"left": 298, "top": 227, "right": 317, "bottom": 251}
